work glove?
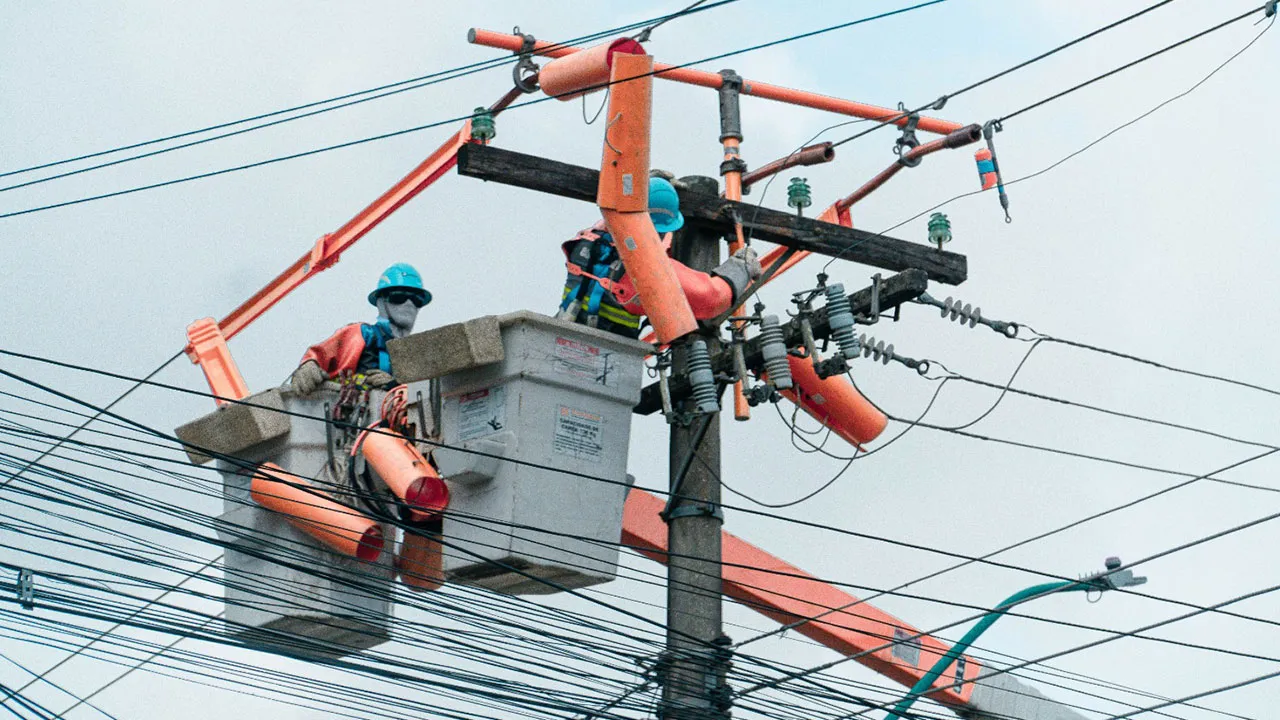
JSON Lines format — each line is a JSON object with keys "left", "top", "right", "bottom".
{"left": 711, "top": 246, "right": 763, "bottom": 303}
{"left": 290, "top": 360, "right": 328, "bottom": 395}
{"left": 363, "top": 370, "right": 397, "bottom": 389}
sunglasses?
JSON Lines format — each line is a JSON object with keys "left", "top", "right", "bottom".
{"left": 384, "top": 291, "right": 425, "bottom": 307}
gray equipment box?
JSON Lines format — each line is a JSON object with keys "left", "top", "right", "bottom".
{"left": 397, "top": 311, "right": 648, "bottom": 595}
{"left": 177, "top": 387, "right": 395, "bottom": 657}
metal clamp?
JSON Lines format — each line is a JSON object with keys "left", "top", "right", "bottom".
{"left": 663, "top": 502, "right": 724, "bottom": 521}
{"left": 893, "top": 104, "right": 921, "bottom": 167}
{"left": 511, "top": 27, "right": 540, "bottom": 93}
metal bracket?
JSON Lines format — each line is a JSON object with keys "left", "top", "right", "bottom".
{"left": 17, "top": 568, "right": 34, "bottom": 610}
{"left": 857, "top": 273, "right": 883, "bottom": 325}
{"left": 663, "top": 502, "right": 724, "bottom": 521}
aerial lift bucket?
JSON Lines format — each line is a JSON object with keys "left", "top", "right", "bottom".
{"left": 249, "top": 462, "right": 385, "bottom": 562}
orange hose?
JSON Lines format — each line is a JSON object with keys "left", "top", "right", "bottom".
{"left": 250, "top": 462, "right": 384, "bottom": 561}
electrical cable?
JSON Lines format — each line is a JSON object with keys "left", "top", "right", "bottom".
{"left": 11, "top": 347, "right": 1280, "bottom": 639}
{"left": 997, "top": 4, "right": 1268, "bottom": 124}
{"left": 822, "top": 9, "right": 1275, "bottom": 273}
{"left": 0, "top": 397, "right": 1223, "bottom": 720}
{"left": 0, "top": 0, "right": 952, "bottom": 220}
{"left": 0, "top": 1, "right": 739, "bottom": 182}
{"left": 827, "top": 0, "right": 1179, "bottom": 150}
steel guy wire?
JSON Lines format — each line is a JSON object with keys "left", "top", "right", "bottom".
{"left": 0, "top": 1, "right": 740, "bottom": 181}
{"left": 12, "top": 352, "right": 1280, "bottom": 639}
{"left": 0, "top": 0, "right": 951, "bottom": 219}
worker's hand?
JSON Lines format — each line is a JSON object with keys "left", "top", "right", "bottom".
{"left": 290, "top": 360, "right": 328, "bottom": 395}
{"left": 733, "top": 246, "right": 762, "bottom": 279}
{"left": 363, "top": 370, "right": 397, "bottom": 389}
{"left": 712, "top": 246, "right": 762, "bottom": 304}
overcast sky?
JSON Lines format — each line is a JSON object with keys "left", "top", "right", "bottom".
{"left": 3, "top": 1, "right": 1279, "bottom": 718}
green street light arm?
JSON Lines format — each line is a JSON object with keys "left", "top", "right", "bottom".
{"left": 886, "top": 558, "right": 1147, "bottom": 720}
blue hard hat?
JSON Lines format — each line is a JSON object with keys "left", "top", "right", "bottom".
{"left": 648, "top": 177, "right": 684, "bottom": 234}
{"left": 368, "top": 262, "right": 431, "bottom": 307}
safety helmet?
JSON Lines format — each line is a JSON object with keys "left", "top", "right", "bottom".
{"left": 368, "top": 262, "right": 432, "bottom": 307}
{"left": 648, "top": 177, "right": 684, "bottom": 234}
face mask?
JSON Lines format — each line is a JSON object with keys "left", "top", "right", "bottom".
{"left": 376, "top": 297, "right": 419, "bottom": 334}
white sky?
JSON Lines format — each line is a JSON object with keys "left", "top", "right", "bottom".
{"left": 2, "top": 1, "right": 1279, "bottom": 718}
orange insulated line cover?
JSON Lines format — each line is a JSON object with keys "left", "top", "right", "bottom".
{"left": 249, "top": 462, "right": 384, "bottom": 562}
{"left": 361, "top": 432, "right": 450, "bottom": 522}
{"left": 539, "top": 37, "right": 645, "bottom": 100}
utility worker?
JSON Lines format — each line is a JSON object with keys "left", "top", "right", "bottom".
{"left": 290, "top": 262, "right": 431, "bottom": 394}
{"left": 556, "top": 175, "right": 760, "bottom": 338}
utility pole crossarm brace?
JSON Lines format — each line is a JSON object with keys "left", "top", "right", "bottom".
{"left": 456, "top": 144, "right": 967, "bottom": 285}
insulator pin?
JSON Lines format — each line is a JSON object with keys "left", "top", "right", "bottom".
{"left": 687, "top": 339, "right": 719, "bottom": 414}
{"left": 758, "top": 315, "right": 792, "bottom": 391}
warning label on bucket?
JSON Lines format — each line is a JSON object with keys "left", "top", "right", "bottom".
{"left": 552, "top": 406, "right": 604, "bottom": 462}
{"left": 553, "top": 336, "right": 616, "bottom": 387}
{"left": 456, "top": 386, "right": 506, "bottom": 441}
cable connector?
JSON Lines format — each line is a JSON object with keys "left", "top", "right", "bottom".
{"left": 981, "top": 119, "right": 1011, "bottom": 222}
{"left": 17, "top": 568, "right": 35, "bottom": 610}
{"left": 894, "top": 104, "right": 922, "bottom": 167}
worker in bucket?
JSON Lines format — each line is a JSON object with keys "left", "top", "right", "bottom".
{"left": 290, "top": 262, "right": 431, "bottom": 394}
{"left": 556, "top": 174, "right": 761, "bottom": 338}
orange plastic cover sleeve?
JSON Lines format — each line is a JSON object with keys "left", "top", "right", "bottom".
{"left": 779, "top": 355, "right": 888, "bottom": 446}
{"left": 620, "top": 488, "right": 980, "bottom": 707}
{"left": 602, "top": 210, "right": 699, "bottom": 343}
{"left": 397, "top": 531, "right": 445, "bottom": 591}
{"left": 539, "top": 37, "right": 645, "bottom": 101}
{"left": 361, "top": 431, "right": 450, "bottom": 522}
{"left": 250, "top": 462, "right": 384, "bottom": 561}
{"left": 467, "top": 29, "right": 962, "bottom": 135}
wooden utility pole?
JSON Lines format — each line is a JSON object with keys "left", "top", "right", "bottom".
{"left": 661, "top": 175, "right": 731, "bottom": 720}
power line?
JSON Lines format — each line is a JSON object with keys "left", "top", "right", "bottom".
{"left": 0, "top": 0, "right": 951, "bottom": 220}
{"left": 0, "top": 1, "right": 739, "bottom": 182}
{"left": 827, "top": 0, "right": 1180, "bottom": 150}
{"left": 10, "top": 347, "right": 1280, "bottom": 639}
{"left": 998, "top": 4, "right": 1268, "bottom": 123}
{"left": 831, "top": 9, "right": 1275, "bottom": 270}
